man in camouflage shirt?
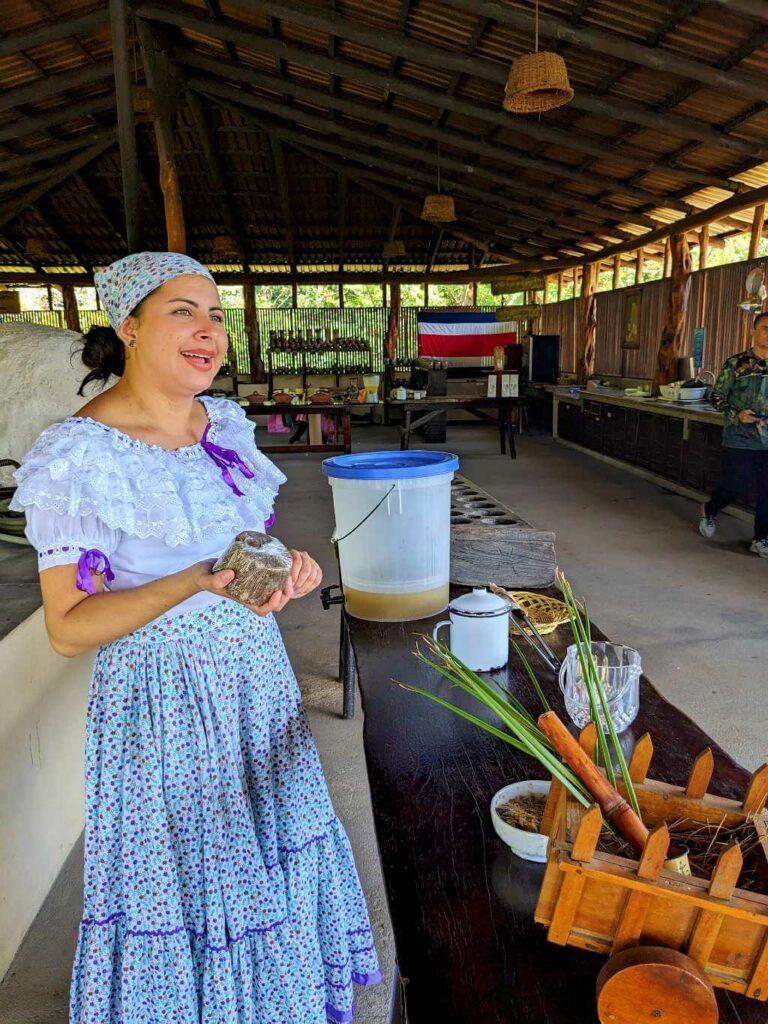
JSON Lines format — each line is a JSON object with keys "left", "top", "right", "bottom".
{"left": 699, "top": 312, "right": 768, "bottom": 556}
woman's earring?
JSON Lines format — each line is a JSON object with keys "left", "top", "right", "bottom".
{"left": 128, "top": 340, "right": 136, "bottom": 349}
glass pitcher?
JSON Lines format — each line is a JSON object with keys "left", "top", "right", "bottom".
{"left": 558, "top": 641, "right": 641, "bottom": 732}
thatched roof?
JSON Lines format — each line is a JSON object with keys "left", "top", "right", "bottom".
{"left": 2, "top": 0, "right": 768, "bottom": 282}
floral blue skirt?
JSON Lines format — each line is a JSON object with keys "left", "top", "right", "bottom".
{"left": 70, "top": 600, "right": 380, "bottom": 1023}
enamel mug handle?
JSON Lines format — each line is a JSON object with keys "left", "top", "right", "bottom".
{"left": 433, "top": 620, "right": 451, "bottom": 646}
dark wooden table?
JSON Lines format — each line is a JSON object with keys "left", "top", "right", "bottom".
{"left": 389, "top": 397, "right": 522, "bottom": 458}
{"left": 347, "top": 609, "right": 762, "bottom": 1024}
{"left": 247, "top": 402, "right": 352, "bottom": 454}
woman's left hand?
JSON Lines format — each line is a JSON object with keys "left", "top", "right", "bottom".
{"left": 288, "top": 549, "right": 323, "bottom": 599}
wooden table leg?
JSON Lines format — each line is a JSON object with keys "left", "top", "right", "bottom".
{"left": 342, "top": 410, "right": 352, "bottom": 453}
{"left": 498, "top": 406, "right": 507, "bottom": 455}
{"left": 507, "top": 406, "right": 517, "bottom": 459}
{"left": 341, "top": 611, "right": 356, "bottom": 719}
{"left": 400, "top": 410, "right": 412, "bottom": 450}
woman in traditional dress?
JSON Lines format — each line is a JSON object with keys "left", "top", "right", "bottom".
{"left": 11, "top": 252, "right": 380, "bottom": 1023}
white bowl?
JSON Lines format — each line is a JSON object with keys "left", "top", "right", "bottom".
{"left": 490, "top": 780, "right": 551, "bottom": 862}
{"left": 677, "top": 387, "right": 708, "bottom": 402}
{"left": 658, "top": 384, "right": 680, "bottom": 400}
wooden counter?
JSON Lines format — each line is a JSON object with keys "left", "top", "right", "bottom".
{"left": 547, "top": 388, "right": 755, "bottom": 516}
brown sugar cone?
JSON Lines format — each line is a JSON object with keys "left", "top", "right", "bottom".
{"left": 213, "top": 531, "right": 293, "bottom": 606}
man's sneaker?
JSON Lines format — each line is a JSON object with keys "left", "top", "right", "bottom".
{"left": 699, "top": 506, "right": 717, "bottom": 539}
{"left": 750, "top": 539, "right": 768, "bottom": 558}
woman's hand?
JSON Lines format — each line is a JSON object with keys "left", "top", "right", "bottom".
{"left": 188, "top": 550, "right": 322, "bottom": 616}
{"left": 287, "top": 549, "right": 323, "bottom": 598}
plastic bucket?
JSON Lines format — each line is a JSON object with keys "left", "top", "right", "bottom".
{"left": 321, "top": 450, "right": 459, "bottom": 621}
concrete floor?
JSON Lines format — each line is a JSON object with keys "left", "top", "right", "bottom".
{"left": 2, "top": 422, "right": 767, "bottom": 1023}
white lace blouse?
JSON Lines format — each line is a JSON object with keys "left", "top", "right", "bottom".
{"left": 11, "top": 396, "right": 287, "bottom": 618}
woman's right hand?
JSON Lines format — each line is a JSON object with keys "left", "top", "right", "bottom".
{"left": 187, "top": 560, "right": 295, "bottom": 616}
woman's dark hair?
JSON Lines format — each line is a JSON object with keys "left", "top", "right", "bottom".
{"left": 77, "top": 325, "right": 125, "bottom": 395}
{"left": 76, "top": 294, "right": 150, "bottom": 395}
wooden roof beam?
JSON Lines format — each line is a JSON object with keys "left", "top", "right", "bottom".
{"left": 442, "top": 0, "right": 767, "bottom": 102}
{"left": 73, "top": 172, "right": 127, "bottom": 251}
{"left": 187, "top": 74, "right": 664, "bottom": 229}
{"left": 37, "top": 198, "right": 92, "bottom": 274}
{"left": 0, "top": 59, "right": 114, "bottom": 116}
{"left": 186, "top": 88, "right": 247, "bottom": 265}
{"left": 0, "top": 134, "right": 105, "bottom": 175}
{"left": 268, "top": 135, "right": 296, "bottom": 272}
{"left": 0, "top": 9, "right": 109, "bottom": 59}
{"left": 191, "top": 82, "right": 649, "bottom": 254}
{"left": 165, "top": 25, "right": 765, "bottom": 171}
{"left": 137, "top": 19, "right": 186, "bottom": 252}
{"left": 0, "top": 133, "right": 117, "bottom": 231}
{"left": 425, "top": 229, "right": 445, "bottom": 276}
{"left": 337, "top": 172, "right": 346, "bottom": 274}
{"left": 143, "top": 0, "right": 766, "bottom": 159}
{"left": 279, "top": 141, "right": 520, "bottom": 261}
{"left": 0, "top": 94, "right": 116, "bottom": 145}
{"left": 110, "top": 0, "right": 142, "bottom": 251}
{"left": 179, "top": 55, "right": 693, "bottom": 211}
{"left": 698, "top": 0, "right": 768, "bottom": 25}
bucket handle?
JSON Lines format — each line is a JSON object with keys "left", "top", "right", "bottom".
{"left": 333, "top": 484, "right": 396, "bottom": 546}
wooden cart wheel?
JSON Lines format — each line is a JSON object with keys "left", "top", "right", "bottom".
{"left": 596, "top": 946, "right": 719, "bottom": 1024}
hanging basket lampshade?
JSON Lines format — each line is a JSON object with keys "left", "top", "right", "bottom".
{"left": 25, "top": 237, "right": 50, "bottom": 259}
{"left": 421, "top": 144, "right": 456, "bottom": 223}
{"left": 421, "top": 193, "right": 456, "bottom": 223}
{"left": 212, "top": 234, "right": 239, "bottom": 260}
{"left": 383, "top": 239, "right": 406, "bottom": 258}
{"left": 504, "top": 51, "right": 573, "bottom": 113}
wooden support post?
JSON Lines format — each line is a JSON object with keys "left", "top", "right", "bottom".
{"left": 470, "top": 279, "right": 478, "bottom": 305}
{"left": 137, "top": 21, "right": 186, "bottom": 252}
{"left": 424, "top": 282, "right": 429, "bottom": 306}
{"left": 663, "top": 238, "right": 672, "bottom": 278}
{"left": 654, "top": 232, "right": 693, "bottom": 392}
{"left": 187, "top": 89, "right": 246, "bottom": 265}
{"left": 699, "top": 223, "right": 709, "bottom": 270}
{"left": 612, "top": 253, "right": 621, "bottom": 290}
{"left": 750, "top": 204, "right": 766, "bottom": 261}
{"left": 385, "top": 281, "right": 400, "bottom": 362}
{"left": 110, "top": 0, "right": 141, "bottom": 250}
{"left": 635, "top": 248, "right": 645, "bottom": 285}
{"left": 291, "top": 281, "right": 298, "bottom": 308}
{"left": 338, "top": 282, "right": 344, "bottom": 307}
{"left": 577, "top": 262, "right": 598, "bottom": 385}
{"left": 556, "top": 272, "right": 562, "bottom": 302}
{"left": 62, "top": 284, "right": 81, "bottom": 333}
{"left": 243, "top": 283, "right": 264, "bottom": 383}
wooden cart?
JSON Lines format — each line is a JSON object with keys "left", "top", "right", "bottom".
{"left": 534, "top": 730, "right": 768, "bottom": 1023}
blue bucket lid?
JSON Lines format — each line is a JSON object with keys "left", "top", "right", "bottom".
{"left": 322, "top": 450, "right": 459, "bottom": 480}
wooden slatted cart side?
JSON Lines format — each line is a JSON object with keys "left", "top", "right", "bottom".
{"left": 534, "top": 736, "right": 768, "bottom": 1001}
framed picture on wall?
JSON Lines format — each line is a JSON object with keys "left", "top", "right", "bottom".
{"left": 622, "top": 289, "right": 641, "bottom": 349}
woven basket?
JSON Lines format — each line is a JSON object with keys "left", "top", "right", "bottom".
{"left": 212, "top": 234, "right": 239, "bottom": 259}
{"left": 421, "top": 193, "right": 456, "bottom": 222}
{"left": 507, "top": 590, "right": 569, "bottom": 636}
{"left": 383, "top": 239, "right": 406, "bottom": 258}
{"left": 25, "top": 238, "right": 50, "bottom": 259}
{"left": 503, "top": 51, "right": 573, "bottom": 114}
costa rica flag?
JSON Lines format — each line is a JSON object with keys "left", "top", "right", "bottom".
{"left": 416, "top": 310, "right": 516, "bottom": 357}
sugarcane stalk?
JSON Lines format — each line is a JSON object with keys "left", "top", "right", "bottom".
{"left": 538, "top": 710, "right": 649, "bottom": 853}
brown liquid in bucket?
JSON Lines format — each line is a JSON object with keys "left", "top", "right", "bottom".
{"left": 343, "top": 584, "right": 449, "bottom": 622}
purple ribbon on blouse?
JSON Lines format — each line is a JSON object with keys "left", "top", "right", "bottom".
{"left": 200, "top": 423, "right": 255, "bottom": 497}
{"left": 76, "top": 548, "right": 115, "bottom": 595}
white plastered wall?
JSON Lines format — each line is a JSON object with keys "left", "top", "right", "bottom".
{"left": 0, "top": 609, "right": 94, "bottom": 978}
{"left": 0, "top": 322, "right": 95, "bottom": 977}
